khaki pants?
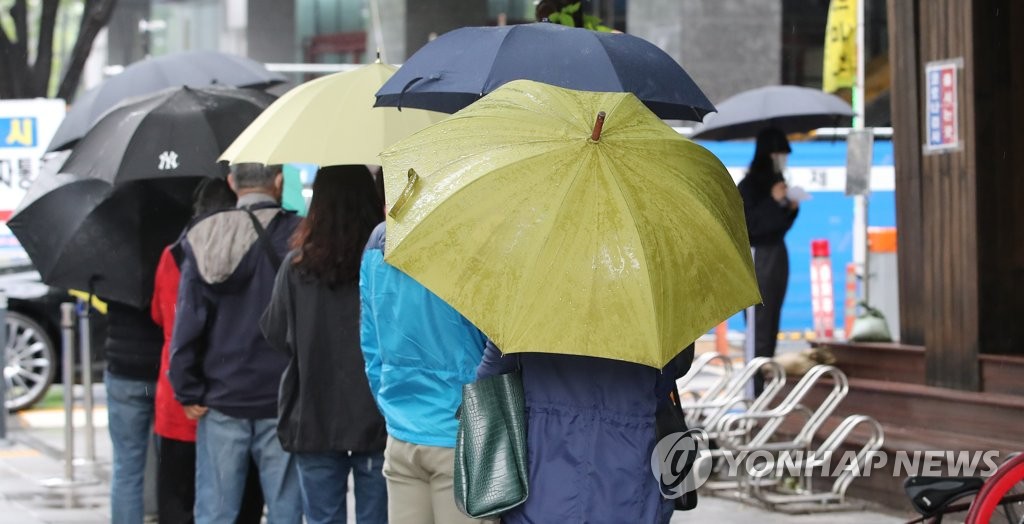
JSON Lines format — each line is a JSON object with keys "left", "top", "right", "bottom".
{"left": 383, "top": 436, "right": 496, "bottom": 524}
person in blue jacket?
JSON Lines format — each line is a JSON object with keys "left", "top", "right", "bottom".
{"left": 359, "top": 222, "right": 493, "bottom": 524}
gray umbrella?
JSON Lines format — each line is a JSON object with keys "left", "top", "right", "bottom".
{"left": 691, "top": 85, "right": 853, "bottom": 140}
{"left": 47, "top": 50, "right": 285, "bottom": 152}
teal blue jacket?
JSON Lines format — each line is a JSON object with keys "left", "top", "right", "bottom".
{"left": 359, "top": 222, "right": 487, "bottom": 448}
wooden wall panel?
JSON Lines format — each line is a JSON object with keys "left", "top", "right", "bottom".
{"left": 974, "top": 0, "right": 1024, "bottom": 356}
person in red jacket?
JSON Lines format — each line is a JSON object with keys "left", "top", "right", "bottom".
{"left": 151, "top": 178, "right": 264, "bottom": 523}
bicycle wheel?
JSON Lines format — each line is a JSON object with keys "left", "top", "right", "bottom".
{"left": 966, "top": 453, "right": 1024, "bottom": 524}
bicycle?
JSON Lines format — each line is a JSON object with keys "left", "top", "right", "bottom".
{"left": 905, "top": 453, "right": 1024, "bottom": 523}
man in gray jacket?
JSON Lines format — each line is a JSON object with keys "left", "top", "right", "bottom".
{"left": 170, "top": 163, "right": 303, "bottom": 524}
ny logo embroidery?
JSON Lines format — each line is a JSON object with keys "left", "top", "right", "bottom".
{"left": 158, "top": 151, "right": 179, "bottom": 170}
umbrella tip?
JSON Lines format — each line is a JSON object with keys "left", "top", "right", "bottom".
{"left": 590, "top": 111, "right": 607, "bottom": 142}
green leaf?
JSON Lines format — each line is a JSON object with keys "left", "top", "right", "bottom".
{"left": 548, "top": 12, "right": 575, "bottom": 27}
{"left": 563, "top": 2, "right": 581, "bottom": 14}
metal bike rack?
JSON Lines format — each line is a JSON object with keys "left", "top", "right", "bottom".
{"left": 676, "top": 351, "right": 734, "bottom": 405}
{"left": 750, "top": 414, "right": 886, "bottom": 512}
{"left": 679, "top": 357, "right": 786, "bottom": 436}
{"left": 696, "top": 365, "right": 886, "bottom": 513}
{"left": 716, "top": 365, "right": 849, "bottom": 452}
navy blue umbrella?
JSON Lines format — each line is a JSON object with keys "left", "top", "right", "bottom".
{"left": 375, "top": 23, "right": 714, "bottom": 121}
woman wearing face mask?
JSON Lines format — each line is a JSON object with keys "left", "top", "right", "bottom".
{"left": 737, "top": 127, "right": 799, "bottom": 396}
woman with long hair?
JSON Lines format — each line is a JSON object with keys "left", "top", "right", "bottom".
{"left": 737, "top": 127, "right": 800, "bottom": 395}
{"left": 261, "top": 165, "right": 388, "bottom": 524}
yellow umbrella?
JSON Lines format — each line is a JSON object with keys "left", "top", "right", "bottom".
{"left": 220, "top": 62, "right": 445, "bottom": 166}
{"left": 381, "top": 79, "right": 760, "bottom": 368}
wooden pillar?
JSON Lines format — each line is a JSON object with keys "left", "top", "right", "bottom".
{"left": 888, "top": 0, "right": 980, "bottom": 390}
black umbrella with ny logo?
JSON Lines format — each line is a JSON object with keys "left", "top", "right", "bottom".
{"left": 9, "top": 86, "right": 275, "bottom": 307}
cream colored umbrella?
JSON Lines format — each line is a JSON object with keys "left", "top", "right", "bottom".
{"left": 220, "top": 62, "right": 444, "bottom": 166}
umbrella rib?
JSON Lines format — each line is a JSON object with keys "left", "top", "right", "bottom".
{"left": 603, "top": 158, "right": 662, "bottom": 356}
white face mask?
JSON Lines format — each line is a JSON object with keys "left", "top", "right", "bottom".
{"left": 771, "top": 153, "right": 789, "bottom": 173}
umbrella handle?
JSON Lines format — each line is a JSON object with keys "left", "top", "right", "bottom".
{"left": 396, "top": 77, "right": 424, "bottom": 111}
{"left": 387, "top": 168, "right": 420, "bottom": 219}
{"left": 590, "top": 111, "right": 607, "bottom": 142}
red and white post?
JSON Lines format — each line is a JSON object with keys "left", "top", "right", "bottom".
{"left": 810, "top": 239, "right": 835, "bottom": 340}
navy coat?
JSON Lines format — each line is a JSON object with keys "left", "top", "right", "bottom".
{"left": 477, "top": 343, "right": 690, "bottom": 524}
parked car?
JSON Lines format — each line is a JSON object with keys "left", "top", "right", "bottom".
{"left": 2, "top": 264, "right": 107, "bottom": 412}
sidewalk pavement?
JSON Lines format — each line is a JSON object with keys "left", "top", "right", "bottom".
{"left": 0, "top": 384, "right": 908, "bottom": 524}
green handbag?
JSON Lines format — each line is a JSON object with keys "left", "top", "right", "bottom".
{"left": 453, "top": 372, "right": 529, "bottom": 518}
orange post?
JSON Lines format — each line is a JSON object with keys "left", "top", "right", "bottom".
{"left": 715, "top": 322, "right": 729, "bottom": 355}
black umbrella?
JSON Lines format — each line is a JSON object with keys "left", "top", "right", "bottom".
{"left": 58, "top": 86, "right": 275, "bottom": 185}
{"left": 9, "top": 86, "right": 274, "bottom": 307}
{"left": 374, "top": 23, "right": 714, "bottom": 121}
{"left": 48, "top": 50, "right": 285, "bottom": 152}
{"left": 8, "top": 176, "right": 200, "bottom": 307}
{"left": 690, "top": 85, "right": 854, "bottom": 140}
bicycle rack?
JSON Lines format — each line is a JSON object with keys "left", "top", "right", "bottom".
{"left": 751, "top": 414, "right": 886, "bottom": 512}
{"left": 699, "top": 358, "right": 787, "bottom": 439}
{"left": 695, "top": 365, "right": 887, "bottom": 514}
{"left": 676, "top": 351, "right": 734, "bottom": 405}
{"left": 679, "top": 357, "right": 785, "bottom": 434}
{"left": 716, "top": 365, "right": 849, "bottom": 452}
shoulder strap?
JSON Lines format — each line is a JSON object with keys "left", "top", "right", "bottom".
{"left": 243, "top": 209, "right": 283, "bottom": 271}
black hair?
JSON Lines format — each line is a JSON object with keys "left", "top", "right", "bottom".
{"left": 290, "top": 165, "right": 383, "bottom": 288}
{"left": 192, "top": 177, "right": 237, "bottom": 218}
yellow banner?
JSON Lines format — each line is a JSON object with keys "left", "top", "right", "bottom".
{"left": 823, "top": 0, "right": 857, "bottom": 93}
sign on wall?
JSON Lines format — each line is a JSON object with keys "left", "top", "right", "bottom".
{"left": 923, "top": 58, "right": 962, "bottom": 154}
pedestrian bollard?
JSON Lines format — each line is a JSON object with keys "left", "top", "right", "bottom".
{"left": 43, "top": 303, "right": 77, "bottom": 486}
{"left": 0, "top": 292, "right": 9, "bottom": 445}
{"left": 42, "top": 303, "right": 96, "bottom": 488}
{"left": 76, "top": 298, "right": 96, "bottom": 465}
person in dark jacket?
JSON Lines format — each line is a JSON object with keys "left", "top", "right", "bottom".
{"left": 170, "top": 163, "right": 303, "bottom": 524}
{"left": 476, "top": 345, "right": 693, "bottom": 524}
{"left": 738, "top": 127, "right": 800, "bottom": 395}
{"left": 152, "top": 178, "right": 265, "bottom": 524}
{"left": 104, "top": 299, "right": 163, "bottom": 524}
{"left": 261, "top": 166, "right": 388, "bottom": 524}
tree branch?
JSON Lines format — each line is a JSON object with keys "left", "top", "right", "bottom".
{"left": 0, "top": 26, "right": 16, "bottom": 99}
{"left": 57, "top": 0, "right": 119, "bottom": 103}
{"left": 9, "top": 0, "right": 31, "bottom": 97}
{"left": 32, "top": 0, "right": 60, "bottom": 96}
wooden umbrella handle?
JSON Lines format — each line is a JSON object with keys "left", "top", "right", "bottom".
{"left": 591, "top": 111, "right": 607, "bottom": 141}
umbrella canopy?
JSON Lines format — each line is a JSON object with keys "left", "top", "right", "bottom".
{"left": 220, "top": 62, "right": 444, "bottom": 166}
{"left": 691, "top": 85, "right": 854, "bottom": 140}
{"left": 48, "top": 50, "right": 285, "bottom": 152}
{"left": 10, "top": 86, "right": 274, "bottom": 307}
{"left": 58, "top": 86, "right": 275, "bottom": 185}
{"left": 8, "top": 176, "right": 199, "bottom": 307}
{"left": 374, "top": 23, "right": 714, "bottom": 121}
{"left": 381, "top": 80, "right": 760, "bottom": 368}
